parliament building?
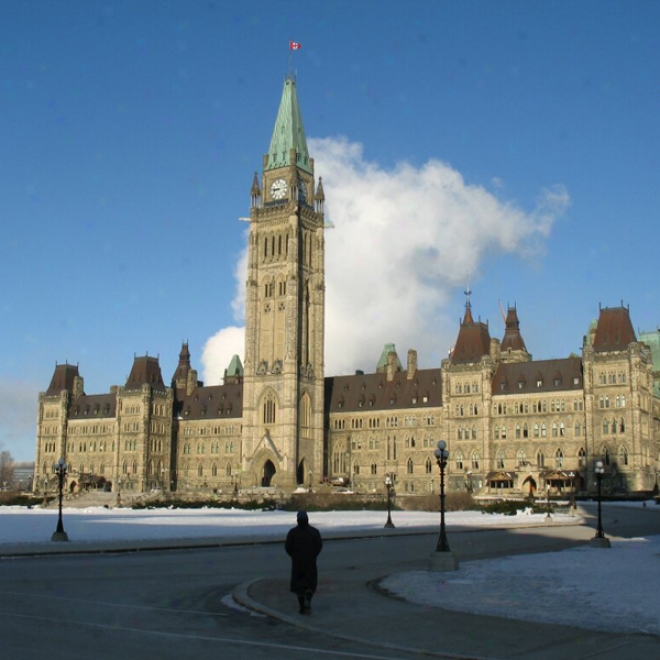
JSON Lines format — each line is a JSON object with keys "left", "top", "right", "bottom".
{"left": 35, "top": 77, "right": 660, "bottom": 499}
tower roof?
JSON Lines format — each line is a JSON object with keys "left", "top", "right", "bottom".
{"left": 46, "top": 363, "right": 80, "bottom": 396}
{"left": 265, "top": 76, "right": 312, "bottom": 174}
{"left": 125, "top": 355, "right": 166, "bottom": 391}
{"left": 500, "top": 306, "right": 527, "bottom": 353}
{"left": 172, "top": 342, "right": 191, "bottom": 385}
{"left": 450, "top": 307, "right": 491, "bottom": 365}
{"left": 376, "top": 343, "right": 402, "bottom": 372}
{"left": 592, "top": 306, "right": 636, "bottom": 352}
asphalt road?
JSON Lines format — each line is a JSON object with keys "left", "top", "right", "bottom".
{"left": 0, "top": 505, "right": 656, "bottom": 660}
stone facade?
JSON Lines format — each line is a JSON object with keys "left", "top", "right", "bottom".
{"left": 34, "top": 76, "right": 660, "bottom": 498}
{"left": 326, "top": 304, "right": 660, "bottom": 497}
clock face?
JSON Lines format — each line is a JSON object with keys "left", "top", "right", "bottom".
{"left": 298, "top": 180, "right": 307, "bottom": 202}
{"left": 270, "top": 178, "right": 288, "bottom": 200}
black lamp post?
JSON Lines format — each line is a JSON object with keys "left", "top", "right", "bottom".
{"left": 590, "top": 460, "right": 611, "bottom": 547}
{"left": 434, "top": 440, "right": 450, "bottom": 552}
{"left": 384, "top": 473, "right": 395, "bottom": 528}
{"left": 51, "top": 458, "right": 69, "bottom": 542}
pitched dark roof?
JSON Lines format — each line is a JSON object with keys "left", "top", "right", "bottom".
{"left": 492, "top": 357, "right": 583, "bottom": 395}
{"left": 46, "top": 363, "right": 80, "bottom": 396}
{"left": 172, "top": 343, "right": 191, "bottom": 384}
{"left": 450, "top": 308, "right": 492, "bottom": 364}
{"left": 125, "top": 356, "right": 166, "bottom": 391}
{"left": 177, "top": 384, "right": 243, "bottom": 420}
{"left": 325, "top": 369, "right": 442, "bottom": 414}
{"left": 501, "top": 306, "right": 527, "bottom": 353}
{"left": 68, "top": 393, "right": 117, "bottom": 419}
{"left": 592, "top": 306, "right": 636, "bottom": 353}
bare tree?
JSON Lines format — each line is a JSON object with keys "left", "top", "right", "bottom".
{"left": 0, "top": 450, "right": 14, "bottom": 488}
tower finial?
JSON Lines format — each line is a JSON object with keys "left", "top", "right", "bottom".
{"left": 464, "top": 276, "right": 472, "bottom": 310}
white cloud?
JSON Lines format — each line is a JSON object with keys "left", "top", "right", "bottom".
{"left": 201, "top": 137, "right": 569, "bottom": 383}
{"left": 201, "top": 326, "right": 245, "bottom": 387}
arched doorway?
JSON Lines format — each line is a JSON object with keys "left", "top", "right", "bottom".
{"left": 262, "top": 460, "right": 276, "bottom": 487}
{"left": 296, "top": 460, "right": 305, "bottom": 486}
{"left": 522, "top": 475, "right": 537, "bottom": 497}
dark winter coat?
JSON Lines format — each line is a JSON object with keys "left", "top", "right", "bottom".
{"left": 285, "top": 521, "right": 323, "bottom": 594}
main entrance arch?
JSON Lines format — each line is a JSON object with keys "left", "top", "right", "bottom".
{"left": 262, "top": 460, "right": 276, "bottom": 487}
{"left": 522, "top": 475, "right": 537, "bottom": 497}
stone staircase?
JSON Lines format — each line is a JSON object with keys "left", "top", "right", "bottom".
{"left": 60, "top": 491, "right": 117, "bottom": 509}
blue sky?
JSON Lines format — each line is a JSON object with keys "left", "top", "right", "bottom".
{"left": 2, "top": 0, "right": 659, "bottom": 461}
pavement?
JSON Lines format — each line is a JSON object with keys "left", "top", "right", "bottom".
{"left": 233, "top": 568, "right": 660, "bottom": 660}
{"left": 1, "top": 519, "right": 658, "bottom": 659}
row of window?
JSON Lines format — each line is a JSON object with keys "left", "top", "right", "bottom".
{"left": 181, "top": 441, "right": 236, "bottom": 455}
{"left": 334, "top": 414, "right": 436, "bottom": 430}
{"left": 151, "top": 403, "right": 168, "bottom": 417}
{"left": 263, "top": 279, "right": 287, "bottom": 297}
{"left": 453, "top": 381, "right": 480, "bottom": 394}
{"left": 455, "top": 404, "right": 479, "bottom": 417}
{"left": 68, "top": 425, "right": 113, "bottom": 435}
{"left": 262, "top": 233, "right": 289, "bottom": 261}
{"left": 597, "top": 371, "right": 627, "bottom": 385}
{"left": 599, "top": 395, "right": 626, "bottom": 408}
{"left": 180, "top": 462, "right": 235, "bottom": 478}
{"left": 44, "top": 409, "right": 59, "bottom": 419}
{"left": 494, "top": 398, "right": 585, "bottom": 415}
{"left": 149, "top": 438, "right": 164, "bottom": 452}
{"left": 66, "top": 440, "right": 115, "bottom": 453}
{"left": 182, "top": 425, "right": 238, "bottom": 436}
{"left": 332, "top": 444, "right": 633, "bottom": 479}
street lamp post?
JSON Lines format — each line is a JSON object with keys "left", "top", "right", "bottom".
{"left": 435, "top": 441, "right": 450, "bottom": 551}
{"left": 590, "top": 460, "right": 611, "bottom": 548}
{"left": 545, "top": 483, "right": 552, "bottom": 521}
{"left": 430, "top": 440, "right": 458, "bottom": 571}
{"left": 51, "top": 458, "right": 69, "bottom": 542}
{"left": 384, "top": 473, "right": 395, "bottom": 528}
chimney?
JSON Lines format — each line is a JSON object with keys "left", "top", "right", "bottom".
{"left": 73, "top": 375, "right": 84, "bottom": 399}
{"left": 407, "top": 349, "right": 417, "bottom": 380}
{"left": 386, "top": 352, "right": 397, "bottom": 382}
{"left": 187, "top": 369, "right": 198, "bottom": 396}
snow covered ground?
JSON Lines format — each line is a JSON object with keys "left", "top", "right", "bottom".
{"left": 0, "top": 504, "right": 579, "bottom": 544}
{"left": 0, "top": 502, "right": 658, "bottom": 635}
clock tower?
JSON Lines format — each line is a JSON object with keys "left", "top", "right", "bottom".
{"left": 241, "top": 76, "right": 326, "bottom": 490}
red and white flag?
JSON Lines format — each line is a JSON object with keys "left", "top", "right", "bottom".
{"left": 289, "top": 41, "right": 302, "bottom": 50}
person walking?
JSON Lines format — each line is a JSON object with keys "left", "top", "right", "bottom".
{"left": 285, "top": 510, "right": 322, "bottom": 614}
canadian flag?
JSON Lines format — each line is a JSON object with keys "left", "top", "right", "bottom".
{"left": 289, "top": 41, "right": 302, "bottom": 50}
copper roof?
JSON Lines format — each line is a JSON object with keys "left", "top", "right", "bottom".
{"left": 592, "top": 306, "right": 637, "bottom": 352}
{"left": 492, "top": 357, "right": 583, "bottom": 395}
{"left": 450, "top": 308, "right": 492, "bottom": 364}
{"left": 46, "top": 363, "right": 80, "bottom": 396}
{"left": 326, "top": 368, "right": 442, "bottom": 414}
{"left": 177, "top": 383, "right": 243, "bottom": 420}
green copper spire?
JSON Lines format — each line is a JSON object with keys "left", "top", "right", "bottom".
{"left": 265, "top": 76, "right": 312, "bottom": 174}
